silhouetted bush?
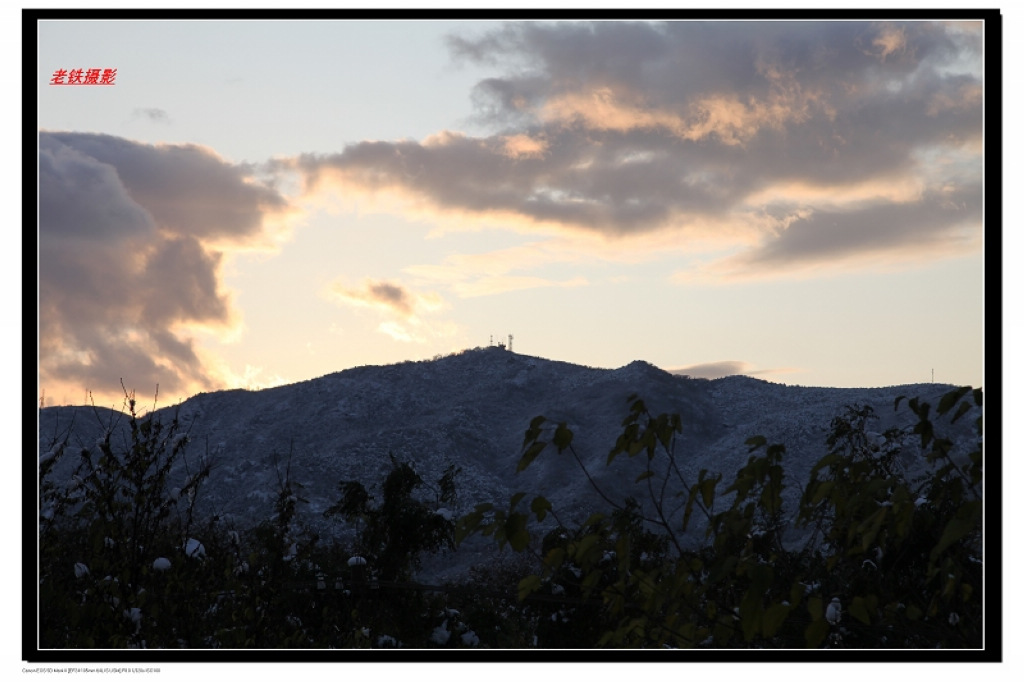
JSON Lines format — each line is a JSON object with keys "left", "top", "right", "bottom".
{"left": 458, "top": 387, "right": 984, "bottom": 648}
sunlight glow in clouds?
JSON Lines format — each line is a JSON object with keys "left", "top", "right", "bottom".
{"left": 36, "top": 17, "right": 987, "bottom": 405}
{"left": 284, "top": 20, "right": 981, "bottom": 277}
{"left": 39, "top": 132, "right": 293, "bottom": 402}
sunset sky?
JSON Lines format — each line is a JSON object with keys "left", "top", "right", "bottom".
{"left": 34, "top": 14, "right": 990, "bottom": 408}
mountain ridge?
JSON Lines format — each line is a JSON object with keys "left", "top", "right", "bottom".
{"left": 38, "top": 348, "right": 976, "bottom": 581}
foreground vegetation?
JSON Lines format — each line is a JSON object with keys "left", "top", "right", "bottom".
{"left": 36, "top": 385, "right": 983, "bottom": 649}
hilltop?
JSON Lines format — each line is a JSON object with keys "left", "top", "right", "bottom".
{"left": 37, "top": 347, "right": 975, "bottom": 582}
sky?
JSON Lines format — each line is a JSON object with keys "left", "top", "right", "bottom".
{"left": 33, "top": 13, "right": 990, "bottom": 409}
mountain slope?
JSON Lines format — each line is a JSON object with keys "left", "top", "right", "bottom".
{"left": 37, "top": 347, "right": 978, "bottom": 579}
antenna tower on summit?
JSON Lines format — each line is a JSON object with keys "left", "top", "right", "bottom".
{"left": 508, "top": 333, "right": 513, "bottom": 353}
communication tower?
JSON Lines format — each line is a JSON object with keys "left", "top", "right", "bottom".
{"left": 490, "top": 333, "right": 514, "bottom": 351}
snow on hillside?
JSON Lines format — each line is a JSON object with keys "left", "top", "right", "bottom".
{"left": 37, "top": 347, "right": 981, "bottom": 581}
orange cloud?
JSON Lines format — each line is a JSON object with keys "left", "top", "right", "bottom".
{"left": 870, "top": 23, "right": 908, "bottom": 61}
{"left": 540, "top": 76, "right": 830, "bottom": 147}
{"left": 500, "top": 134, "right": 549, "bottom": 159}
{"left": 542, "top": 87, "right": 688, "bottom": 135}
{"left": 279, "top": 20, "right": 981, "bottom": 286}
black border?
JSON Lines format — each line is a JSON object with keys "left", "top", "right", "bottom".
{"left": 24, "top": 6, "right": 1002, "bottom": 665}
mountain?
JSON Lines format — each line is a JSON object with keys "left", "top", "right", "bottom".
{"left": 37, "top": 347, "right": 979, "bottom": 581}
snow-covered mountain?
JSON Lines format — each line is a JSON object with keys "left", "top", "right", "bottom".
{"left": 37, "top": 347, "right": 979, "bottom": 580}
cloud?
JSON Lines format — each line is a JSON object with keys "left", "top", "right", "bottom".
{"left": 46, "top": 132, "right": 290, "bottom": 245}
{"left": 668, "top": 360, "right": 752, "bottom": 379}
{"left": 328, "top": 278, "right": 444, "bottom": 317}
{"left": 867, "top": 23, "right": 908, "bottom": 61}
{"left": 280, "top": 20, "right": 981, "bottom": 280}
{"left": 743, "top": 184, "right": 981, "bottom": 264}
{"left": 38, "top": 132, "right": 293, "bottom": 403}
{"left": 668, "top": 360, "right": 798, "bottom": 380}
{"left": 132, "top": 107, "right": 170, "bottom": 123}
{"left": 334, "top": 280, "right": 415, "bottom": 316}
{"left": 500, "top": 133, "right": 549, "bottom": 160}
{"left": 676, "top": 182, "right": 982, "bottom": 282}
{"left": 327, "top": 278, "right": 452, "bottom": 344}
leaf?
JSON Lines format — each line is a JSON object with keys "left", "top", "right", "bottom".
{"left": 580, "top": 568, "right": 602, "bottom": 593}
{"left": 807, "top": 596, "right": 823, "bottom": 620}
{"left": 530, "top": 495, "right": 551, "bottom": 522}
{"left": 522, "top": 416, "right": 546, "bottom": 448}
{"left": 937, "top": 386, "right": 971, "bottom": 416}
{"left": 810, "top": 479, "right": 835, "bottom": 505}
{"left": 516, "top": 441, "right": 547, "bottom": 473}
{"left": 915, "top": 420, "right": 934, "bottom": 449}
{"left": 809, "top": 453, "right": 841, "bottom": 477}
{"left": 804, "top": 617, "right": 828, "bottom": 648}
{"left": 509, "top": 492, "right": 526, "bottom": 510}
{"left": 745, "top": 435, "right": 767, "bottom": 451}
{"left": 857, "top": 507, "right": 888, "bottom": 553}
{"left": 635, "top": 470, "right": 655, "bottom": 483}
{"left": 608, "top": 425, "right": 638, "bottom": 464}
{"left": 504, "top": 513, "right": 530, "bottom": 552}
{"left": 762, "top": 603, "right": 790, "bottom": 638}
{"left": 951, "top": 400, "right": 972, "bottom": 424}
{"left": 656, "top": 420, "right": 674, "bottom": 450}
{"left": 740, "top": 600, "right": 761, "bottom": 642}
{"left": 960, "top": 583, "right": 973, "bottom": 603}
{"left": 573, "top": 534, "right": 600, "bottom": 566}
{"left": 931, "top": 502, "right": 981, "bottom": 559}
{"left": 553, "top": 423, "right": 574, "bottom": 452}
{"left": 849, "top": 596, "right": 871, "bottom": 625}
{"left": 788, "top": 581, "right": 804, "bottom": 608}
{"left": 699, "top": 475, "right": 718, "bottom": 508}
{"left": 544, "top": 547, "right": 565, "bottom": 570}
{"left": 517, "top": 574, "right": 542, "bottom": 602}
